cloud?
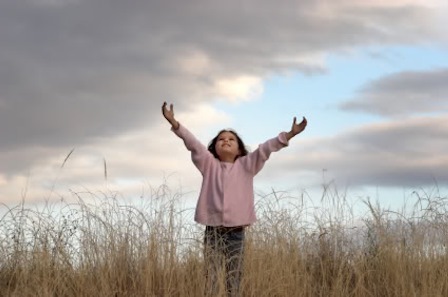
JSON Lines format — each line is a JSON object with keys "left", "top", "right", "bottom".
{"left": 339, "top": 68, "right": 448, "bottom": 116}
{"left": 0, "top": 103, "right": 229, "bottom": 203}
{"left": 214, "top": 76, "right": 263, "bottom": 103}
{"left": 1, "top": 0, "right": 447, "bottom": 203}
{"left": 268, "top": 115, "right": 448, "bottom": 188}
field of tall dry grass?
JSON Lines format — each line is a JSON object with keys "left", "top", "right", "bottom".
{"left": 1, "top": 182, "right": 448, "bottom": 297}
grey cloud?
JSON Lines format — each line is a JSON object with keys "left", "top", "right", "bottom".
{"left": 0, "top": 0, "right": 441, "bottom": 175}
{"left": 274, "top": 115, "right": 448, "bottom": 188}
{"left": 340, "top": 68, "right": 448, "bottom": 116}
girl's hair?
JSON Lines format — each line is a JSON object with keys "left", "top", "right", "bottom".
{"left": 208, "top": 129, "right": 249, "bottom": 160}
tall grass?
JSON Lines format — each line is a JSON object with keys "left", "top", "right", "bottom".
{"left": 1, "top": 182, "right": 448, "bottom": 296}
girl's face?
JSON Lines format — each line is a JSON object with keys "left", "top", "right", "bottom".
{"left": 214, "top": 131, "right": 241, "bottom": 162}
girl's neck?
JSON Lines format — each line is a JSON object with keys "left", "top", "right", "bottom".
{"left": 219, "top": 155, "right": 237, "bottom": 163}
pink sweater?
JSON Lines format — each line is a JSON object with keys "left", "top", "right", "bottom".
{"left": 172, "top": 123, "right": 289, "bottom": 227}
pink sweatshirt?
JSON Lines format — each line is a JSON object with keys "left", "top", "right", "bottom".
{"left": 172, "top": 123, "right": 289, "bottom": 227}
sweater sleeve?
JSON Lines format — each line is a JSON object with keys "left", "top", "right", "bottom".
{"left": 171, "top": 123, "right": 213, "bottom": 174}
{"left": 240, "top": 132, "right": 289, "bottom": 175}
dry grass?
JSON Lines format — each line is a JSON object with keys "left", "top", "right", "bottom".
{"left": 1, "top": 182, "right": 448, "bottom": 297}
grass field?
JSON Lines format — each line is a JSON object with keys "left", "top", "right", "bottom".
{"left": 1, "top": 182, "right": 448, "bottom": 296}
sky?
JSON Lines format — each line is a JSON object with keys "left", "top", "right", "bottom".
{"left": 1, "top": 0, "right": 448, "bottom": 211}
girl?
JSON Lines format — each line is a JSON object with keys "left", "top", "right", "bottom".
{"left": 162, "top": 102, "right": 307, "bottom": 297}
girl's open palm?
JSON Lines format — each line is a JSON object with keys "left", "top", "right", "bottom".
{"left": 291, "top": 116, "right": 307, "bottom": 136}
{"left": 162, "top": 102, "right": 175, "bottom": 122}
{"left": 162, "top": 102, "right": 179, "bottom": 129}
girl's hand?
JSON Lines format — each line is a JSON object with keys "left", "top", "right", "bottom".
{"left": 162, "top": 102, "right": 179, "bottom": 129}
{"left": 286, "top": 116, "right": 307, "bottom": 140}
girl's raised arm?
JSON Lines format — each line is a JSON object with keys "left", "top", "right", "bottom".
{"left": 162, "top": 101, "right": 180, "bottom": 130}
{"left": 162, "top": 101, "right": 212, "bottom": 173}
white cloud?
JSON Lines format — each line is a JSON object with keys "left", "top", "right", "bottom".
{"left": 214, "top": 75, "right": 264, "bottom": 103}
{"left": 267, "top": 115, "right": 448, "bottom": 188}
{"left": 176, "top": 49, "right": 213, "bottom": 76}
{"left": 340, "top": 68, "right": 448, "bottom": 116}
{"left": 351, "top": 0, "right": 445, "bottom": 7}
{"left": 1, "top": 0, "right": 447, "bottom": 204}
{"left": 0, "top": 104, "right": 231, "bottom": 204}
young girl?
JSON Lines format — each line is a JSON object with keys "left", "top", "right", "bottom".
{"left": 162, "top": 102, "right": 307, "bottom": 297}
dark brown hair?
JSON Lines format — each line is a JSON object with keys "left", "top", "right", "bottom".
{"left": 207, "top": 129, "right": 249, "bottom": 160}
